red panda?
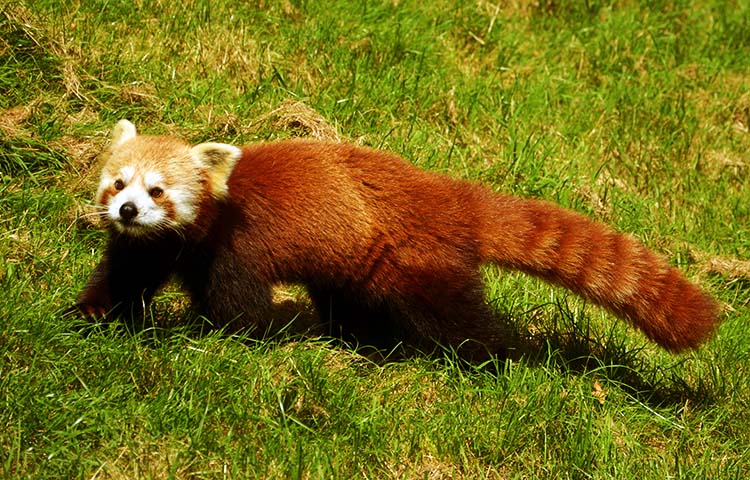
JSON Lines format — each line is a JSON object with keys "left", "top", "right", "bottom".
{"left": 72, "top": 119, "right": 720, "bottom": 361}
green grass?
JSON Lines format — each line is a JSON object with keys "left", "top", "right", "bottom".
{"left": 2, "top": 0, "right": 750, "bottom": 477}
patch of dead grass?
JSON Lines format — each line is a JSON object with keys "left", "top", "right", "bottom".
{"left": 90, "top": 441, "right": 228, "bottom": 480}
{"left": 251, "top": 100, "right": 341, "bottom": 141}
{"left": 118, "top": 82, "right": 160, "bottom": 108}
{"left": 192, "top": 100, "right": 341, "bottom": 142}
{"left": 574, "top": 170, "right": 635, "bottom": 219}
{"left": 703, "top": 148, "right": 749, "bottom": 181}
{"left": 103, "top": 10, "right": 269, "bottom": 98}
{"left": 0, "top": 104, "right": 32, "bottom": 136}
{"left": 384, "top": 452, "right": 486, "bottom": 480}
{"left": 689, "top": 247, "right": 750, "bottom": 281}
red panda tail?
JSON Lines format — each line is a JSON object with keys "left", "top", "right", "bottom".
{"left": 476, "top": 192, "right": 720, "bottom": 352}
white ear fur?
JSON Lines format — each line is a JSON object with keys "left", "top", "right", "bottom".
{"left": 191, "top": 142, "right": 243, "bottom": 197}
{"left": 110, "top": 119, "right": 137, "bottom": 148}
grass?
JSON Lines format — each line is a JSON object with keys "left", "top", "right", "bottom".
{"left": 2, "top": 0, "right": 750, "bottom": 477}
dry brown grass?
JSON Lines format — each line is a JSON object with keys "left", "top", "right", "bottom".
{"left": 250, "top": 100, "right": 342, "bottom": 141}
{"left": 191, "top": 100, "right": 341, "bottom": 142}
{"left": 690, "top": 248, "right": 750, "bottom": 281}
{"left": 0, "top": 104, "right": 32, "bottom": 137}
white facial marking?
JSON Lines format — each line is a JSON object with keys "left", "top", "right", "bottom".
{"left": 144, "top": 171, "right": 164, "bottom": 189}
{"left": 97, "top": 172, "right": 113, "bottom": 197}
{"left": 167, "top": 188, "right": 198, "bottom": 224}
{"left": 120, "top": 166, "right": 135, "bottom": 183}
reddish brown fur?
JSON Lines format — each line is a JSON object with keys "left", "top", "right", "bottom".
{"left": 75, "top": 139, "right": 721, "bottom": 360}
{"left": 474, "top": 192, "right": 718, "bottom": 351}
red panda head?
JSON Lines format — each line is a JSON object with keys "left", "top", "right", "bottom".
{"left": 95, "top": 120, "right": 242, "bottom": 237}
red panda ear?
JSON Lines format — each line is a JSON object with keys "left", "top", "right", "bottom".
{"left": 110, "top": 120, "right": 137, "bottom": 148}
{"left": 191, "top": 142, "right": 242, "bottom": 198}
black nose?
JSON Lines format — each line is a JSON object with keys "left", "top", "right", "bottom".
{"left": 119, "top": 202, "right": 138, "bottom": 221}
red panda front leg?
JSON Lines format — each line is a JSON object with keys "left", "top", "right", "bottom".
{"left": 73, "top": 257, "right": 115, "bottom": 319}
{"left": 72, "top": 239, "right": 177, "bottom": 322}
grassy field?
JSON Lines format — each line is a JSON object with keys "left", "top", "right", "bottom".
{"left": 2, "top": 0, "right": 750, "bottom": 477}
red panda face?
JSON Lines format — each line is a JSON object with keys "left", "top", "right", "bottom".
{"left": 95, "top": 120, "right": 242, "bottom": 238}
{"left": 97, "top": 163, "right": 197, "bottom": 237}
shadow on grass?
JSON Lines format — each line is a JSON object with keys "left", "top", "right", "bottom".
{"left": 65, "top": 293, "right": 720, "bottom": 411}
{"left": 497, "top": 300, "right": 721, "bottom": 410}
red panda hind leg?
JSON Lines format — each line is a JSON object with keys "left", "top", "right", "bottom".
{"left": 398, "top": 274, "right": 509, "bottom": 362}
{"left": 309, "top": 288, "right": 408, "bottom": 353}
{"left": 310, "top": 285, "right": 507, "bottom": 362}
{"left": 310, "top": 252, "right": 510, "bottom": 361}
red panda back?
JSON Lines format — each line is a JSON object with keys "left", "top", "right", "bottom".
{"left": 223, "top": 141, "right": 481, "bottom": 284}
{"left": 222, "top": 140, "right": 720, "bottom": 352}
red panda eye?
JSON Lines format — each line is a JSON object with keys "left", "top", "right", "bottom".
{"left": 149, "top": 187, "right": 163, "bottom": 198}
{"left": 114, "top": 179, "right": 124, "bottom": 190}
